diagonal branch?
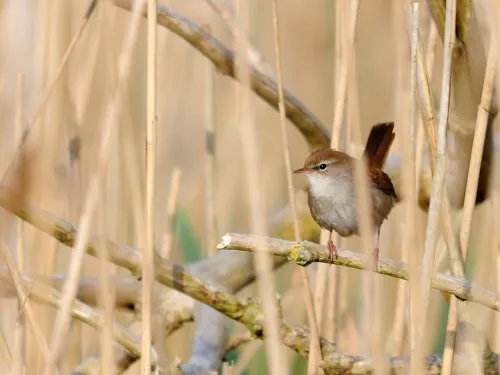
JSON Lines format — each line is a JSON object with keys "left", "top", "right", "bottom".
{"left": 111, "top": 0, "right": 330, "bottom": 150}
{"left": 217, "top": 233, "right": 500, "bottom": 313}
{"left": 3, "top": 185, "right": 500, "bottom": 373}
{"left": 1, "top": 270, "right": 149, "bottom": 363}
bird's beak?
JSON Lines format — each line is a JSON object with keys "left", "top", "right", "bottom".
{"left": 293, "top": 167, "right": 311, "bottom": 174}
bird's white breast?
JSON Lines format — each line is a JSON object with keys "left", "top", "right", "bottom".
{"left": 306, "top": 173, "right": 358, "bottom": 236}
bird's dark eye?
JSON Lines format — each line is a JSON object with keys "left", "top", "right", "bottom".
{"left": 319, "top": 163, "right": 327, "bottom": 170}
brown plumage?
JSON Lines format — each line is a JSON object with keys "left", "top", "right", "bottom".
{"left": 294, "top": 122, "right": 397, "bottom": 267}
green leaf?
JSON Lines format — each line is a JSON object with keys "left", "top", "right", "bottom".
{"left": 174, "top": 209, "right": 203, "bottom": 263}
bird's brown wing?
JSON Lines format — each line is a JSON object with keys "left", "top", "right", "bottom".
{"left": 369, "top": 168, "right": 397, "bottom": 199}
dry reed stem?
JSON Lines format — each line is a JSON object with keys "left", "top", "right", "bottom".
{"left": 496, "top": 194, "right": 500, "bottom": 375}
{"left": 161, "top": 168, "right": 181, "bottom": 258}
{"left": 233, "top": 274, "right": 304, "bottom": 374}
{"left": 143, "top": 0, "right": 158, "bottom": 373}
{"left": 0, "top": 0, "right": 96, "bottom": 185}
{"left": 203, "top": 28, "right": 218, "bottom": 256}
{"left": 326, "top": 0, "right": 345, "bottom": 345}
{"left": 11, "top": 71, "right": 26, "bottom": 375}
{"left": 320, "top": 0, "right": 358, "bottom": 357}
{"left": 233, "top": 272, "right": 311, "bottom": 374}
{"left": 97, "top": 236, "right": 116, "bottom": 374}
{"left": 270, "top": 1, "right": 322, "bottom": 374}
{"left": 233, "top": 341, "right": 261, "bottom": 375}
{"left": 403, "top": 4, "right": 477, "bottom": 371}
{"left": 412, "top": 22, "right": 467, "bottom": 299}
{"left": 234, "top": 1, "right": 287, "bottom": 374}
{"left": 330, "top": 0, "right": 359, "bottom": 148}
{"left": 442, "top": 33, "right": 497, "bottom": 375}
{"left": 204, "top": 0, "right": 274, "bottom": 76}
{"left": 15, "top": 71, "right": 25, "bottom": 271}
{"left": 338, "top": 2, "right": 379, "bottom": 370}
{"left": 407, "top": 1, "right": 466, "bottom": 297}
{"left": 459, "top": 38, "right": 497, "bottom": 265}
{"left": 41, "top": 0, "right": 147, "bottom": 373}
{"left": 415, "top": 24, "right": 438, "bottom": 186}
{"left": 0, "top": 329, "right": 11, "bottom": 371}
{"left": 419, "top": 0, "right": 455, "bottom": 360}
{"left": 406, "top": 4, "right": 421, "bottom": 375}
{"left": 441, "top": 297, "right": 458, "bottom": 375}
{"left": 13, "top": 5, "right": 95, "bottom": 366}
{"left": 393, "top": 15, "right": 439, "bottom": 357}
{"left": 319, "top": 0, "right": 357, "bottom": 351}
{"left": 0, "top": 240, "right": 51, "bottom": 369}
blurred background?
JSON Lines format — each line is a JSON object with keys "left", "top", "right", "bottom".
{"left": 0, "top": 0, "right": 498, "bottom": 374}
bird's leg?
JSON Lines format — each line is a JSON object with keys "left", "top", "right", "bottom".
{"left": 327, "top": 230, "right": 337, "bottom": 263}
{"left": 373, "top": 227, "right": 380, "bottom": 269}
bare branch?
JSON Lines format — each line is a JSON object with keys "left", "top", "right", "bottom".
{"left": 218, "top": 233, "right": 500, "bottom": 312}
{"left": 111, "top": 0, "right": 330, "bottom": 150}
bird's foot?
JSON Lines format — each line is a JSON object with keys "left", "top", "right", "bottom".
{"left": 328, "top": 240, "right": 337, "bottom": 263}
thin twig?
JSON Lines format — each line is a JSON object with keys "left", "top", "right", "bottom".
{"left": 270, "top": 1, "right": 321, "bottom": 374}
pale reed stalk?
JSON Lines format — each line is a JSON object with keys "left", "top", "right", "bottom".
{"left": 0, "top": 0, "right": 97, "bottom": 185}
{"left": 234, "top": 1, "right": 287, "bottom": 374}
{"left": 442, "top": 32, "right": 497, "bottom": 375}
{"left": 41, "top": 1, "right": 149, "bottom": 373}
{"left": 161, "top": 168, "right": 182, "bottom": 259}
{"left": 143, "top": 0, "right": 158, "bottom": 373}
{"left": 405, "top": 5, "right": 421, "bottom": 375}
{"left": 321, "top": 0, "right": 359, "bottom": 352}
{"left": 270, "top": 1, "right": 322, "bottom": 374}
{"left": 273, "top": 0, "right": 323, "bottom": 375}
{"left": 203, "top": 25, "right": 218, "bottom": 256}
{"left": 11, "top": 72, "right": 26, "bottom": 375}
{"left": 0, "top": 240, "right": 52, "bottom": 371}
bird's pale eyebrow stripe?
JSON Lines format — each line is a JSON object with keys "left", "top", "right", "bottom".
{"left": 312, "top": 160, "right": 335, "bottom": 169}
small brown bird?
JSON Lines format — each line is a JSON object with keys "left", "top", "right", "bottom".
{"left": 293, "top": 122, "right": 397, "bottom": 267}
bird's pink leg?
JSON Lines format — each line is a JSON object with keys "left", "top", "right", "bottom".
{"left": 327, "top": 230, "right": 337, "bottom": 263}
{"left": 373, "top": 227, "right": 380, "bottom": 269}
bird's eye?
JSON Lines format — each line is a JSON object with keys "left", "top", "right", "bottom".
{"left": 319, "top": 163, "right": 327, "bottom": 170}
